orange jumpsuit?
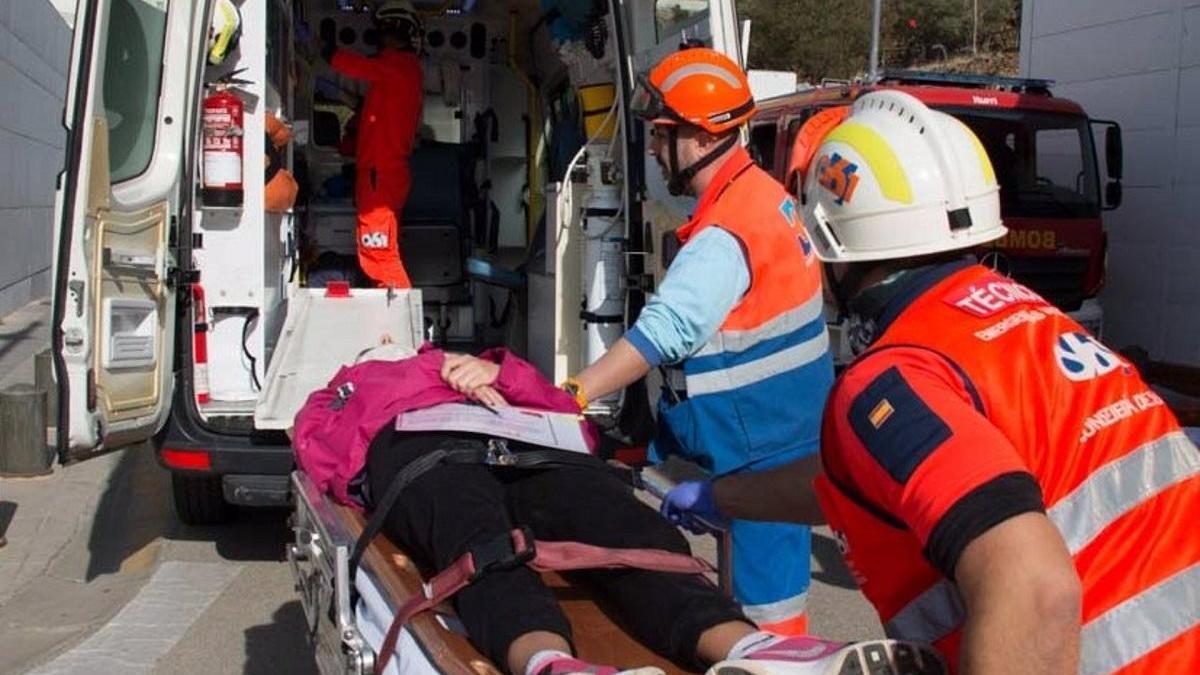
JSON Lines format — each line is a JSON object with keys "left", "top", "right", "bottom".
{"left": 332, "top": 48, "right": 423, "bottom": 287}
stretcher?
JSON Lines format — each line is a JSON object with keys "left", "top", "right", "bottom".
{"left": 288, "top": 462, "right": 729, "bottom": 675}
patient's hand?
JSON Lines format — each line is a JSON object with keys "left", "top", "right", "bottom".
{"left": 470, "top": 385, "right": 508, "bottom": 408}
{"left": 441, "top": 353, "right": 501, "bottom": 394}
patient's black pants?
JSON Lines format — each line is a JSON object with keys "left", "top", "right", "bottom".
{"left": 365, "top": 426, "right": 747, "bottom": 671}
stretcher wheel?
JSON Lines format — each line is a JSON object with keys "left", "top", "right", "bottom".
{"left": 172, "top": 473, "right": 235, "bottom": 525}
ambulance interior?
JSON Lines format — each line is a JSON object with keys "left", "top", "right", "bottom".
{"left": 190, "top": 0, "right": 715, "bottom": 431}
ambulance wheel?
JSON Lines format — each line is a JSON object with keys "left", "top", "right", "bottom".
{"left": 171, "top": 473, "right": 235, "bottom": 525}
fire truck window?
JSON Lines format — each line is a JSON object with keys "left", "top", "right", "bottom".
{"left": 952, "top": 109, "right": 1099, "bottom": 218}
{"left": 1035, "top": 129, "right": 1088, "bottom": 196}
{"left": 749, "top": 123, "right": 778, "bottom": 172}
{"left": 102, "top": 0, "right": 169, "bottom": 183}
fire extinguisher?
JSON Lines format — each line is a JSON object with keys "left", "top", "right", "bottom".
{"left": 191, "top": 283, "right": 211, "bottom": 405}
{"left": 202, "top": 70, "right": 251, "bottom": 207}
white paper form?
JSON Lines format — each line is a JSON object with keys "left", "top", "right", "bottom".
{"left": 395, "top": 403, "right": 592, "bottom": 454}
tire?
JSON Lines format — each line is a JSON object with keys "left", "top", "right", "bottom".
{"left": 171, "top": 472, "right": 236, "bottom": 525}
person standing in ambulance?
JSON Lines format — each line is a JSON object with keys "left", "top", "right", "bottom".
{"left": 673, "top": 90, "right": 1200, "bottom": 674}
{"left": 442, "top": 47, "right": 835, "bottom": 636}
{"left": 325, "top": 0, "right": 422, "bottom": 288}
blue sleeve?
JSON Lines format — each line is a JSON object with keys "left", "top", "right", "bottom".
{"left": 628, "top": 227, "right": 751, "bottom": 366}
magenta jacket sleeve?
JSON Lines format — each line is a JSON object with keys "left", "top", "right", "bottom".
{"left": 484, "top": 348, "right": 581, "bottom": 413}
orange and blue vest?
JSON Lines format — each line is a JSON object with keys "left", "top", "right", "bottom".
{"left": 816, "top": 262, "right": 1199, "bottom": 673}
{"left": 652, "top": 147, "right": 835, "bottom": 632}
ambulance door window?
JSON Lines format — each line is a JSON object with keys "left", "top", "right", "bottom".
{"left": 102, "top": 0, "right": 170, "bottom": 183}
{"left": 655, "top": 1, "right": 708, "bottom": 42}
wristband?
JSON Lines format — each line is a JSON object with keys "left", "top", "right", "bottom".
{"left": 560, "top": 377, "right": 589, "bottom": 411}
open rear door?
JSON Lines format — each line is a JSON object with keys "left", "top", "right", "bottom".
{"left": 52, "top": 0, "right": 207, "bottom": 461}
{"left": 620, "top": 0, "right": 746, "bottom": 281}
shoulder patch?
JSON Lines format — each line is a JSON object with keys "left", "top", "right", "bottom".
{"left": 848, "top": 366, "right": 952, "bottom": 483}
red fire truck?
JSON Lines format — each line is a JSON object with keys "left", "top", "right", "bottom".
{"left": 747, "top": 70, "right": 1123, "bottom": 337}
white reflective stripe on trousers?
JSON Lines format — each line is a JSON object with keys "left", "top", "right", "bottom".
{"left": 695, "top": 294, "right": 825, "bottom": 358}
{"left": 1081, "top": 561, "right": 1200, "bottom": 675}
{"left": 685, "top": 330, "right": 829, "bottom": 397}
{"left": 884, "top": 431, "right": 1200, "bottom": 652}
{"left": 741, "top": 590, "right": 808, "bottom": 626}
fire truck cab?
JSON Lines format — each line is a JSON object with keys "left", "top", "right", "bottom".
{"left": 745, "top": 70, "right": 1123, "bottom": 351}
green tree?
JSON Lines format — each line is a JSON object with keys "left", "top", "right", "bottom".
{"left": 741, "top": 0, "right": 1022, "bottom": 79}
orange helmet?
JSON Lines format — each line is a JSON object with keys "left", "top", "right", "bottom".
{"left": 632, "top": 48, "right": 756, "bottom": 135}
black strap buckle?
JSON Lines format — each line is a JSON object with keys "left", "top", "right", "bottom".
{"left": 467, "top": 526, "right": 536, "bottom": 582}
{"left": 484, "top": 438, "right": 518, "bottom": 466}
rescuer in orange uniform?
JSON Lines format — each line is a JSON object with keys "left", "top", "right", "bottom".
{"left": 326, "top": 0, "right": 423, "bottom": 287}
{"left": 676, "top": 91, "right": 1200, "bottom": 674}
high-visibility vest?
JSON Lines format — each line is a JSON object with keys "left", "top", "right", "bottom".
{"left": 655, "top": 146, "right": 833, "bottom": 477}
{"left": 815, "top": 263, "right": 1200, "bottom": 674}
{"left": 651, "top": 147, "right": 834, "bottom": 629}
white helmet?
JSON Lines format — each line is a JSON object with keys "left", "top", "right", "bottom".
{"left": 801, "top": 90, "right": 1005, "bottom": 263}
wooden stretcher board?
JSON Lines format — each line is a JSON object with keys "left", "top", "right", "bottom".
{"left": 334, "top": 502, "right": 698, "bottom": 674}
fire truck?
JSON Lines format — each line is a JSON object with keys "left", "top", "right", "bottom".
{"left": 746, "top": 69, "right": 1123, "bottom": 342}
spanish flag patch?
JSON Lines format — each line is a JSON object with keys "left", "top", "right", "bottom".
{"left": 868, "top": 399, "right": 895, "bottom": 429}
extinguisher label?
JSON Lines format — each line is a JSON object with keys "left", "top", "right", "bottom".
{"left": 204, "top": 152, "right": 241, "bottom": 187}
{"left": 194, "top": 366, "right": 210, "bottom": 394}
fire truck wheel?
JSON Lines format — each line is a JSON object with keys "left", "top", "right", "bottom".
{"left": 171, "top": 472, "right": 236, "bottom": 526}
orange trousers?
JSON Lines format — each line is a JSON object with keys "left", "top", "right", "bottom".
{"left": 356, "top": 166, "right": 412, "bottom": 288}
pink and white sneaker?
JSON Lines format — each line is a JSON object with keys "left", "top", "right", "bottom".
{"left": 536, "top": 656, "right": 665, "bottom": 675}
{"left": 706, "top": 636, "right": 946, "bottom": 675}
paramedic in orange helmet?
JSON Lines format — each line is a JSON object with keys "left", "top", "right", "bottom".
{"left": 324, "top": 0, "right": 422, "bottom": 288}
{"left": 442, "top": 47, "right": 835, "bottom": 637}
{"left": 669, "top": 90, "right": 1200, "bottom": 673}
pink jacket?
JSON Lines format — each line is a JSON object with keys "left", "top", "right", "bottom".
{"left": 292, "top": 344, "right": 591, "bottom": 507}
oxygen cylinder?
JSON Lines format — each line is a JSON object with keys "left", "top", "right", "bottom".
{"left": 581, "top": 186, "right": 625, "bottom": 404}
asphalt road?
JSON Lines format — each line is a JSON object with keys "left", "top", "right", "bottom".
{"left": 14, "top": 445, "right": 881, "bottom": 674}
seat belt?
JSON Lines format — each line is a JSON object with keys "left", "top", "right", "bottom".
{"left": 374, "top": 527, "right": 714, "bottom": 674}
{"left": 348, "top": 437, "right": 620, "bottom": 582}
{"left": 347, "top": 436, "right": 715, "bottom": 675}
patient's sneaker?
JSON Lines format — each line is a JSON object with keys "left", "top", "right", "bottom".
{"left": 706, "top": 636, "right": 946, "bottom": 675}
{"left": 535, "top": 656, "right": 665, "bottom": 675}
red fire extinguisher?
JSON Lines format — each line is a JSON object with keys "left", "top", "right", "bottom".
{"left": 202, "top": 71, "right": 250, "bottom": 207}
{"left": 191, "top": 283, "right": 211, "bottom": 405}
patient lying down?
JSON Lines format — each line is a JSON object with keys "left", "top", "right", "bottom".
{"left": 293, "top": 345, "right": 942, "bottom": 675}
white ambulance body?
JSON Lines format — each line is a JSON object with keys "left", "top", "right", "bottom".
{"left": 50, "top": 0, "right": 744, "bottom": 522}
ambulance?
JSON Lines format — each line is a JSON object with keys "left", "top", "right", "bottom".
{"left": 49, "top": 0, "right": 733, "bottom": 523}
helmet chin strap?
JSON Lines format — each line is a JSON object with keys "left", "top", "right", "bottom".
{"left": 666, "top": 129, "right": 738, "bottom": 196}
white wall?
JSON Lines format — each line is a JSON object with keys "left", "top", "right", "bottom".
{"left": 1021, "top": 0, "right": 1200, "bottom": 365}
{"left": 0, "top": 1, "right": 70, "bottom": 318}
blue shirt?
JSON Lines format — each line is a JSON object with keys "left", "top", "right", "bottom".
{"left": 626, "top": 227, "right": 751, "bottom": 366}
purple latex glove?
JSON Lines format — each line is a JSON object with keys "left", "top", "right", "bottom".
{"left": 661, "top": 480, "right": 729, "bottom": 534}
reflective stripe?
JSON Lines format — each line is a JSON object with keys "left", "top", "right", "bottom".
{"left": 685, "top": 330, "right": 829, "bottom": 396}
{"left": 659, "top": 63, "right": 745, "bottom": 92}
{"left": 1081, "top": 562, "right": 1200, "bottom": 675}
{"left": 741, "top": 590, "right": 808, "bottom": 625}
{"left": 883, "top": 580, "right": 964, "bottom": 643}
{"left": 883, "top": 431, "right": 1200, "bottom": 645}
{"left": 696, "top": 293, "right": 825, "bottom": 357}
{"left": 1048, "top": 431, "right": 1200, "bottom": 555}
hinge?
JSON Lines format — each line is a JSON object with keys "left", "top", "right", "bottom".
{"left": 166, "top": 267, "right": 200, "bottom": 290}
